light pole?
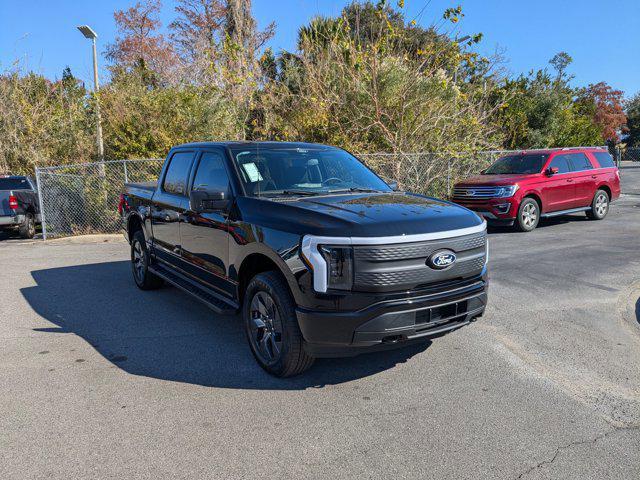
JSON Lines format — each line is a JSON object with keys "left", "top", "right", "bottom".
{"left": 77, "top": 25, "right": 104, "bottom": 160}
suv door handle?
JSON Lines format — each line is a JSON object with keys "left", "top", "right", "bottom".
{"left": 591, "top": 174, "right": 597, "bottom": 179}
{"left": 566, "top": 178, "right": 573, "bottom": 182}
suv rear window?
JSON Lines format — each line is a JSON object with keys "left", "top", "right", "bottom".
{"left": 0, "top": 178, "right": 31, "bottom": 190}
{"left": 593, "top": 152, "right": 616, "bottom": 168}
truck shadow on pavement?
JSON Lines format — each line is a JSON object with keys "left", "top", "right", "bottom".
{"left": 21, "top": 261, "right": 430, "bottom": 390}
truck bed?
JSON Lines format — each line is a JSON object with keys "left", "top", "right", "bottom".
{"left": 124, "top": 181, "right": 157, "bottom": 201}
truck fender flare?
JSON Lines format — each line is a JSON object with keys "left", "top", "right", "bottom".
{"left": 126, "top": 211, "right": 149, "bottom": 244}
{"left": 234, "top": 242, "right": 305, "bottom": 305}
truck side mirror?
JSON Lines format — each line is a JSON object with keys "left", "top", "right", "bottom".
{"left": 189, "top": 190, "right": 228, "bottom": 213}
{"left": 388, "top": 181, "right": 400, "bottom": 191}
{"left": 546, "top": 167, "right": 559, "bottom": 176}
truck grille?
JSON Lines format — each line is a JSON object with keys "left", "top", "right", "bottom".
{"left": 353, "top": 231, "right": 486, "bottom": 292}
{"left": 452, "top": 186, "right": 501, "bottom": 199}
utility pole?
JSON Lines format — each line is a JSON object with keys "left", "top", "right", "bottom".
{"left": 77, "top": 25, "right": 104, "bottom": 160}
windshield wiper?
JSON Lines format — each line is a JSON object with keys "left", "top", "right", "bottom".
{"left": 328, "top": 187, "right": 384, "bottom": 193}
{"left": 279, "top": 189, "right": 321, "bottom": 196}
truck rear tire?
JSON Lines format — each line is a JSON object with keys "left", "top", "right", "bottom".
{"left": 586, "top": 189, "right": 609, "bottom": 220}
{"left": 19, "top": 213, "right": 36, "bottom": 239}
{"left": 131, "top": 230, "right": 164, "bottom": 290}
{"left": 243, "top": 271, "right": 314, "bottom": 377}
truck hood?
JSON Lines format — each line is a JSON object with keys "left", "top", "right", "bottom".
{"left": 238, "top": 192, "right": 483, "bottom": 237}
{"left": 456, "top": 174, "right": 541, "bottom": 186}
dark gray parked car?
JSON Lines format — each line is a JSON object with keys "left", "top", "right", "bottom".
{"left": 0, "top": 176, "right": 40, "bottom": 239}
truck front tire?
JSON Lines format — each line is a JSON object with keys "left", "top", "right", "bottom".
{"left": 131, "top": 230, "right": 164, "bottom": 290}
{"left": 243, "top": 271, "right": 314, "bottom": 377}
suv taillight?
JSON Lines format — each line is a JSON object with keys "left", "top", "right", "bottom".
{"left": 8, "top": 195, "right": 18, "bottom": 210}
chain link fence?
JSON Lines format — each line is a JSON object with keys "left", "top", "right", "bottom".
{"left": 621, "top": 148, "right": 640, "bottom": 162}
{"left": 36, "top": 159, "right": 163, "bottom": 239}
{"left": 34, "top": 148, "right": 598, "bottom": 239}
{"left": 359, "top": 151, "right": 507, "bottom": 197}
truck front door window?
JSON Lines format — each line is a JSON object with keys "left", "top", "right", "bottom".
{"left": 192, "top": 152, "right": 230, "bottom": 196}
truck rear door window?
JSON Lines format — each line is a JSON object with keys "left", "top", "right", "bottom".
{"left": 163, "top": 152, "right": 194, "bottom": 195}
{"left": 0, "top": 178, "right": 31, "bottom": 190}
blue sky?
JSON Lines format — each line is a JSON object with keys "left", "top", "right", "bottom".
{"left": 1, "top": 0, "right": 638, "bottom": 97}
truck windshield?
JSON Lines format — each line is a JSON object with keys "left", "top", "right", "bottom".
{"left": 484, "top": 154, "right": 549, "bottom": 175}
{"left": 228, "top": 146, "right": 392, "bottom": 196}
{"left": 0, "top": 178, "right": 31, "bottom": 190}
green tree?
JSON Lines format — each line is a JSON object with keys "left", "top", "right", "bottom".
{"left": 0, "top": 68, "right": 94, "bottom": 174}
{"left": 100, "top": 71, "right": 244, "bottom": 160}
{"left": 496, "top": 53, "right": 605, "bottom": 149}
{"left": 626, "top": 92, "right": 640, "bottom": 147}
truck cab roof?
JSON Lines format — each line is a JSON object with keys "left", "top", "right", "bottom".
{"left": 172, "top": 141, "right": 337, "bottom": 151}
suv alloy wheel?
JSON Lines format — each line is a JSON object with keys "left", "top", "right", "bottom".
{"left": 587, "top": 190, "right": 609, "bottom": 220}
{"left": 516, "top": 198, "right": 540, "bottom": 232}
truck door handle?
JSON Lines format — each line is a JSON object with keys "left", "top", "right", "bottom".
{"left": 591, "top": 175, "right": 597, "bottom": 179}
{"left": 566, "top": 178, "right": 573, "bottom": 183}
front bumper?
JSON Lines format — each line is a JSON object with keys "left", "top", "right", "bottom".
{"left": 0, "top": 214, "right": 25, "bottom": 227}
{"left": 297, "top": 276, "right": 488, "bottom": 357}
{"left": 453, "top": 198, "right": 517, "bottom": 225}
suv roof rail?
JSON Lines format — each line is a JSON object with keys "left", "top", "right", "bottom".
{"left": 560, "top": 146, "right": 607, "bottom": 151}
{"left": 507, "top": 146, "right": 607, "bottom": 154}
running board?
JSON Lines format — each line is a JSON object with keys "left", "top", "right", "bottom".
{"left": 148, "top": 264, "right": 239, "bottom": 314}
{"left": 541, "top": 206, "right": 590, "bottom": 218}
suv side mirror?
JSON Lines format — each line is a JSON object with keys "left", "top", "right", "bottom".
{"left": 189, "top": 190, "right": 228, "bottom": 213}
{"left": 546, "top": 167, "right": 559, "bottom": 176}
{"left": 388, "top": 180, "right": 400, "bottom": 191}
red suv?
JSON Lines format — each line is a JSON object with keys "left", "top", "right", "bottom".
{"left": 452, "top": 148, "right": 620, "bottom": 231}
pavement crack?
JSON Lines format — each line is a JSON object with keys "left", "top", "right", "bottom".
{"left": 515, "top": 425, "right": 640, "bottom": 479}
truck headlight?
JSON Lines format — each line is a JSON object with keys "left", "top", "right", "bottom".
{"left": 495, "top": 185, "right": 519, "bottom": 198}
{"left": 319, "top": 246, "right": 353, "bottom": 291}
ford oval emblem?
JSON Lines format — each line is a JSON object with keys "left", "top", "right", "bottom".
{"left": 428, "top": 250, "right": 457, "bottom": 270}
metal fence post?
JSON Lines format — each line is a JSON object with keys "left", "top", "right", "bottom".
{"left": 446, "top": 158, "right": 451, "bottom": 193}
{"left": 35, "top": 167, "right": 47, "bottom": 241}
{"left": 123, "top": 160, "right": 129, "bottom": 183}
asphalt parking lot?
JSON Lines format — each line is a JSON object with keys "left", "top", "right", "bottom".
{"left": 1, "top": 167, "right": 639, "bottom": 479}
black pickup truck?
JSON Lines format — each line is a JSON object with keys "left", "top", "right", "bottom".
{"left": 0, "top": 175, "right": 40, "bottom": 239}
{"left": 120, "top": 142, "right": 488, "bottom": 376}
